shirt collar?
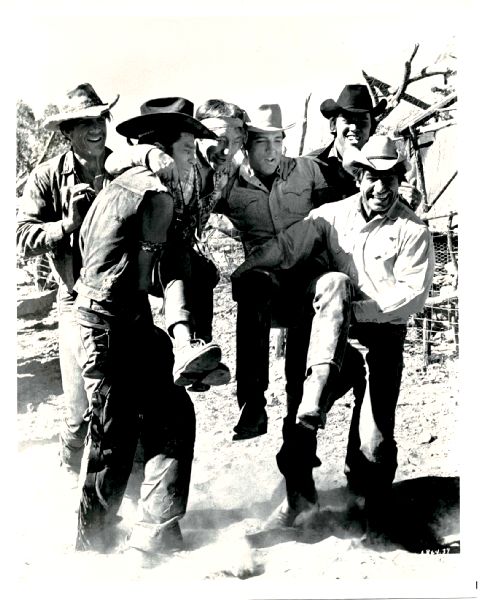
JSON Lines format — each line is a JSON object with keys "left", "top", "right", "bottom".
{"left": 61, "top": 147, "right": 112, "bottom": 176}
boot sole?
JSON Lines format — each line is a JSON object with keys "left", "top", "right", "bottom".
{"left": 173, "top": 346, "right": 222, "bottom": 385}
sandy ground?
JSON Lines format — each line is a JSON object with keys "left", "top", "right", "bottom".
{"left": 15, "top": 274, "right": 475, "bottom": 599}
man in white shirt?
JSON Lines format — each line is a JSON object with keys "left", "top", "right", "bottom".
{"left": 232, "top": 135, "right": 435, "bottom": 545}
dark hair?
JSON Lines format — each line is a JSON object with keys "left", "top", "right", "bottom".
{"left": 245, "top": 129, "right": 285, "bottom": 151}
{"left": 329, "top": 111, "right": 378, "bottom": 136}
{"left": 59, "top": 111, "right": 112, "bottom": 138}
{"left": 195, "top": 99, "right": 247, "bottom": 123}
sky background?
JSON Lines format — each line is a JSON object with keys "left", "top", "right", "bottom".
{"left": 13, "top": 2, "right": 460, "bottom": 155}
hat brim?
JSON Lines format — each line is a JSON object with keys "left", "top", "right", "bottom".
{"left": 43, "top": 95, "right": 120, "bottom": 130}
{"left": 246, "top": 122, "right": 295, "bottom": 133}
{"left": 320, "top": 98, "right": 387, "bottom": 119}
{"left": 116, "top": 112, "right": 217, "bottom": 140}
{"left": 343, "top": 149, "right": 408, "bottom": 178}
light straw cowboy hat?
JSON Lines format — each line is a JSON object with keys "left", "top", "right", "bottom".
{"left": 246, "top": 104, "right": 295, "bottom": 133}
{"left": 116, "top": 97, "right": 217, "bottom": 141}
{"left": 342, "top": 135, "right": 410, "bottom": 177}
{"left": 43, "top": 83, "right": 119, "bottom": 130}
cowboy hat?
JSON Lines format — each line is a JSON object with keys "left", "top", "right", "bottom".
{"left": 43, "top": 83, "right": 119, "bottom": 130}
{"left": 342, "top": 135, "right": 410, "bottom": 177}
{"left": 320, "top": 84, "right": 386, "bottom": 119}
{"left": 246, "top": 104, "right": 295, "bottom": 133}
{"left": 116, "top": 97, "right": 217, "bottom": 140}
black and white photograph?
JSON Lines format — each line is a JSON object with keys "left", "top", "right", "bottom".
{"left": 9, "top": 1, "right": 479, "bottom": 598}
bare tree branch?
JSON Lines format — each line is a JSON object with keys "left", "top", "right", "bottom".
{"left": 298, "top": 93, "right": 312, "bottom": 156}
{"left": 408, "top": 67, "right": 456, "bottom": 84}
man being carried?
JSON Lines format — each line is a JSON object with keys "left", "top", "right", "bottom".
{"left": 232, "top": 136, "right": 434, "bottom": 544}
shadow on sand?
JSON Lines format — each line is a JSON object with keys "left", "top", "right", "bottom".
{"left": 17, "top": 356, "right": 62, "bottom": 412}
{"left": 246, "top": 476, "right": 460, "bottom": 554}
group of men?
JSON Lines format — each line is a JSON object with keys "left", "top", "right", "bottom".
{"left": 17, "top": 80, "right": 434, "bottom": 565}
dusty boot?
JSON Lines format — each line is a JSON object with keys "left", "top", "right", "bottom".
{"left": 263, "top": 496, "right": 319, "bottom": 531}
{"left": 296, "top": 364, "right": 334, "bottom": 430}
{"left": 123, "top": 521, "right": 185, "bottom": 568}
{"left": 173, "top": 339, "right": 221, "bottom": 386}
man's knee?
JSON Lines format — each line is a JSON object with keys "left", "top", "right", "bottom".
{"left": 232, "top": 268, "right": 280, "bottom": 303}
{"left": 313, "top": 272, "right": 352, "bottom": 298}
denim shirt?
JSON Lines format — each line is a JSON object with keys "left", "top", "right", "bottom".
{"left": 16, "top": 148, "right": 112, "bottom": 293}
{"left": 74, "top": 167, "right": 165, "bottom": 305}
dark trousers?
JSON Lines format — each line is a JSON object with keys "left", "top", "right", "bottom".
{"left": 276, "top": 272, "right": 407, "bottom": 507}
{"left": 233, "top": 268, "right": 317, "bottom": 410}
{"left": 75, "top": 297, "right": 195, "bottom": 552}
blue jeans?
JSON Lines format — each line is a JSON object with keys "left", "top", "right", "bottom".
{"left": 57, "top": 284, "right": 89, "bottom": 471}
{"left": 75, "top": 296, "right": 195, "bottom": 552}
{"left": 276, "top": 272, "right": 407, "bottom": 506}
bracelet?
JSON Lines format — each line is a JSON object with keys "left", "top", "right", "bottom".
{"left": 139, "top": 240, "right": 166, "bottom": 256}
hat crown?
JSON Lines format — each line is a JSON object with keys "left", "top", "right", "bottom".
{"left": 320, "top": 84, "right": 387, "bottom": 119}
{"left": 336, "top": 84, "right": 374, "bottom": 112}
{"left": 59, "top": 83, "right": 106, "bottom": 114}
{"left": 248, "top": 104, "right": 283, "bottom": 129}
{"left": 362, "top": 135, "right": 399, "bottom": 162}
{"left": 140, "top": 97, "right": 194, "bottom": 117}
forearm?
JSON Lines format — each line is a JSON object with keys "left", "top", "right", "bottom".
{"left": 16, "top": 216, "right": 66, "bottom": 257}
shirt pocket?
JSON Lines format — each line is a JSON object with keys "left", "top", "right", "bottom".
{"left": 280, "top": 186, "right": 313, "bottom": 220}
{"left": 369, "top": 237, "right": 398, "bottom": 282}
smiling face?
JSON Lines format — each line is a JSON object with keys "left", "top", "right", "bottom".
{"left": 332, "top": 111, "right": 372, "bottom": 156}
{"left": 246, "top": 131, "right": 284, "bottom": 177}
{"left": 198, "top": 123, "right": 245, "bottom": 171}
{"left": 65, "top": 116, "right": 107, "bottom": 159}
{"left": 358, "top": 167, "right": 399, "bottom": 216}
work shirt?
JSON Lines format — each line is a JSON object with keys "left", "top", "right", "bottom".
{"left": 16, "top": 148, "right": 111, "bottom": 292}
{"left": 240, "top": 193, "right": 434, "bottom": 324}
{"left": 218, "top": 155, "right": 328, "bottom": 255}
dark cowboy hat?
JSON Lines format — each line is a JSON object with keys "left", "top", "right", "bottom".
{"left": 342, "top": 135, "right": 410, "bottom": 177}
{"left": 116, "top": 97, "right": 217, "bottom": 140}
{"left": 320, "top": 84, "right": 387, "bottom": 119}
{"left": 43, "top": 83, "right": 119, "bottom": 130}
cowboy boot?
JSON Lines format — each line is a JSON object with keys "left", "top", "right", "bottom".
{"left": 296, "top": 364, "right": 335, "bottom": 430}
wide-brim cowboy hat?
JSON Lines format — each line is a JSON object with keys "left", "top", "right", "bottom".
{"left": 342, "top": 135, "right": 410, "bottom": 177}
{"left": 116, "top": 96, "right": 217, "bottom": 140}
{"left": 246, "top": 103, "right": 295, "bottom": 133}
{"left": 43, "top": 83, "right": 119, "bottom": 130}
{"left": 320, "top": 84, "right": 387, "bottom": 119}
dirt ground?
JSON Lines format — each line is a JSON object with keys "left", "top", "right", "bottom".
{"left": 16, "top": 269, "right": 472, "bottom": 599}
